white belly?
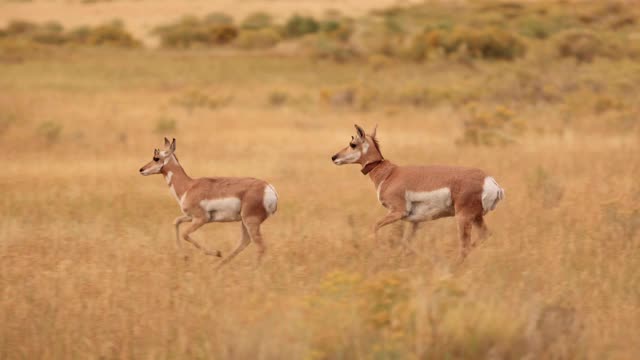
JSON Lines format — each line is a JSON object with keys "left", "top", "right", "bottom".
{"left": 200, "top": 197, "right": 242, "bottom": 222}
{"left": 405, "top": 187, "right": 454, "bottom": 222}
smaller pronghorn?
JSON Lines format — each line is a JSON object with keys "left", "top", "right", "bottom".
{"left": 139, "top": 138, "right": 278, "bottom": 266}
{"left": 331, "top": 125, "right": 504, "bottom": 260}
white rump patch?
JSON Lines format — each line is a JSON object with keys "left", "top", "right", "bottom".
{"left": 263, "top": 184, "right": 278, "bottom": 215}
{"left": 481, "top": 176, "right": 504, "bottom": 214}
{"left": 405, "top": 187, "right": 454, "bottom": 222}
{"left": 200, "top": 197, "right": 242, "bottom": 222}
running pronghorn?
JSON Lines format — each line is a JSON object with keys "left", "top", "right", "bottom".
{"left": 331, "top": 125, "right": 504, "bottom": 260}
{"left": 139, "top": 138, "right": 278, "bottom": 266}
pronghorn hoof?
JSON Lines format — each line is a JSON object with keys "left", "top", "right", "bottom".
{"left": 216, "top": 250, "right": 222, "bottom": 257}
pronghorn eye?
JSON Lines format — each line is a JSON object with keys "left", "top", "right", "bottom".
{"left": 153, "top": 157, "right": 160, "bottom": 162}
{"left": 349, "top": 143, "right": 356, "bottom": 149}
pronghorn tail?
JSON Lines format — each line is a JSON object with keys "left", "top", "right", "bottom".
{"left": 263, "top": 184, "right": 278, "bottom": 215}
{"left": 482, "top": 176, "right": 504, "bottom": 214}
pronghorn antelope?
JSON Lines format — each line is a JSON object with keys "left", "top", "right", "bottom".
{"left": 139, "top": 138, "right": 278, "bottom": 266}
{"left": 331, "top": 125, "right": 504, "bottom": 260}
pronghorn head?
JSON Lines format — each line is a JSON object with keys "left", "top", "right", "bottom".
{"left": 139, "top": 137, "right": 176, "bottom": 176}
{"left": 332, "top": 124, "right": 383, "bottom": 167}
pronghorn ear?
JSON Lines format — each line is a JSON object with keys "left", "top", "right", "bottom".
{"left": 169, "top": 138, "right": 176, "bottom": 152}
{"left": 164, "top": 137, "right": 171, "bottom": 148}
{"left": 354, "top": 124, "right": 366, "bottom": 139}
{"left": 371, "top": 124, "right": 378, "bottom": 138}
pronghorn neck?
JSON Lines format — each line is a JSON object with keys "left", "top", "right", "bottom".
{"left": 161, "top": 155, "right": 192, "bottom": 201}
{"left": 361, "top": 159, "right": 384, "bottom": 175}
{"left": 367, "top": 160, "right": 396, "bottom": 188}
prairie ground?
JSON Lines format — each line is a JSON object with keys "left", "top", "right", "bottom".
{"left": 1, "top": 1, "right": 640, "bottom": 359}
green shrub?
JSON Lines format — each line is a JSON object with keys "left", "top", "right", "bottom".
{"left": 211, "top": 26, "right": 239, "bottom": 45}
{"left": 321, "top": 18, "right": 354, "bottom": 42}
{"left": 241, "top": 12, "right": 273, "bottom": 30}
{"left": 351, "top": 19, "right": 409, "bottom": 57}
{"left": 409, "top": 27, "right": 525, "bottom": 61}
{"left": 305, "top": 34, "right": 359, "bottom": 62}
{"left": 554, "top": 29, "right": 615, "bottom": 63}
{"left": 153, "top": 16, "right": 238, "bottom": 48}
{"left": 153, "top": 16, "right": 200, "bottom": 48}
{"left": 446, "top": 27, "right": 526, "bottom": 60}
{"left": 83, "top": 21, "right": 141, "bottom": 47}
{"left": 67, "top": 26, "right": 91, "bottom": 44}
{"left": 172, "top": 90, "right": 232, "bottom": 113}
{"left": 31, "top": 24, "right": 68, "bottom": 45}
{"left": 234, "top": 28, "right": 280, "bottom": 49}
{"left": 2, "top": 20, "right": 60, "bottom": 44}
{"left": 320, "top": 20, "right": 340, "bottom": 33}
{"left": 518, "top": 17, "right": 552, "bottom": 39}
{"left": 203, "top": 12, "right": 233, "bottom": 26}
{"left": 283, "top": 15, "right": 319, "bottom": 38}
{"left": 407, "top": 29, "right": 447, "bottom": 61}
{"left": 37, "top": 121, "right": 62, "bottom": 144}
{"left": 268, "top": 91, "right": 288, "bottom": 106}
{"left": 0, "top": 20, "right": 141, "bottom": 48}
{"left": 154, "top": 117, "right": 176, "bottom": 134}
{"left": 6, "top": 20, "right": 38, "bottom": 36}
{"left": 41, "top": 21, "right": 64, "bottom": 34}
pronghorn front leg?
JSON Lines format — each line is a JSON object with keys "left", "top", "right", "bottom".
{"left": 182, "top": 218, "right": 222, "bottom": 257}
{"left": 173, "top": 215, "right": 192, "bottom": 249}
{"left": 373, "top": 210, "right": 406, "bottom": 241}
{"left": 400, "top": 222, "right": 420, "bottom": 254}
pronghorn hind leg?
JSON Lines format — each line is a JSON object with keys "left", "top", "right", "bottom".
{"left": 173, "top": 215, "right": 192, "bottom": 249}
{"left": 182, "top": 218, "right": 222, "bottom": 257}
{"left": 472, "top": 215, "right": 489, "bottom": 247}
{"left": 456, "top": 214, "right": 473, "bottom": 262}
{"left": 244, "top": 218, "right": 266, "bottom": 264}
{"left": 216, "top": 222, "right": 252, "bottom": 269}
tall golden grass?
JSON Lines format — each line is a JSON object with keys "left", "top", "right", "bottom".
{"left": 1, "top": 2, "right": 640, "bottom": 359}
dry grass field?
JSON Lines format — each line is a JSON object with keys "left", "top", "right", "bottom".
{"left": 1, "top": 1, "right": 640, "bottom": 359}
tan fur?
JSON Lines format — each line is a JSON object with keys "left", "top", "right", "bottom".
{"left": 140, "top": 138, "right": 277, "bottom": 267}
{"left": 332, "top": 125, "right": 503, "bottom": 261}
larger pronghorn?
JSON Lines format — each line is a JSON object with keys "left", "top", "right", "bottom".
{"left": 331, "top": 125, "right": 504, "bottom": 260}
{"left": 139, "top": 138, "right": 278, "bottom": 266}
